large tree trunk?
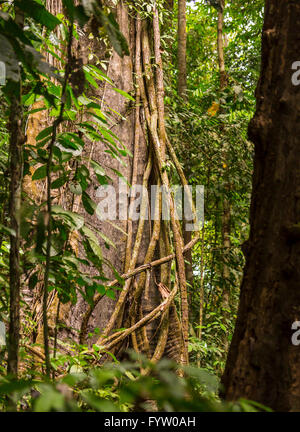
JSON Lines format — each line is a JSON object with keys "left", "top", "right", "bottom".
{"left": 26, "top": 0, "right": 193, "bottom": 367}
{"left": 66, "top": 2, "right": 140, "bottom": 342}
{"left": 26, "top": 0, "right": 142, "bottom": 356}
{"left": 222, "top": 0, "right": 300, "bottom": 412}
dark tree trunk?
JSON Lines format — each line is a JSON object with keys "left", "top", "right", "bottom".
{"left": 222, "top": 0, "right": 300, "bottom": 412}
{"left": 7, "top": 7, "right": 24, "bottom": 377}
{"left": 7, "top": 91, "right": 23, "bottom": 377}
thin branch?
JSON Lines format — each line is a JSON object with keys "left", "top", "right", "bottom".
{"left": 43, "top": 22, "right": 74, "bottom": 377}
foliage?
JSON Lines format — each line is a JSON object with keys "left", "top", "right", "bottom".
{"left": 0, "top": 0, "right": 267, "bottom": 413}
{"left": 0, "top": 0, "right": 133, "bottom": 325}
{"left": 161, "top": 0, "right": 264, "bottom": 374}
{"left": 0, "top": 352, "right": 271, "bottom": 412}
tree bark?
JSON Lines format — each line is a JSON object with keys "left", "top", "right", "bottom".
{"left": 26, "top": 0, "right": 193, "bottom": 368}
{"left": 222, "top": 0, "right": 300, "bottom": 412}
{"left": 177, "top": 0, "right": 187, "bottom": 100}
{"left": 7, "top": 7, "right": 24, "bottom": 377}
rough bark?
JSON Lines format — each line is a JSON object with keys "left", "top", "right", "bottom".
{"left": 71, "top": 2, "right": 140, "bottom": 341}
{"left": 77, "top": 2, "right": 190, "bottom": 363}
{"left": 25, "top": 0, "right": 195, "bottom": 368}
{"left": 7, "top": 7, "right": 24, "bottom": 377}
{"left": 222, "top": 0, "right": 300, "bottom": 412}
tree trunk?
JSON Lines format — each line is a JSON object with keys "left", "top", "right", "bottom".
{"left": 177, "top": 0, "right": 187, "bottom": 100}
{"left": 177, "top": 0, "right": 194, "bottom": 298}
{"left": 7, "top": 7, "right": 24, "bottom": 377}
{"left": 216, "top": 0, "right": 231, "bottom": 352}
{"left": 26, "top": 0, "right": 194, "bottom": 367}
{"left": 222, "top": 0, "right": 300, "bottom": 412}
{"left": 217, "top": 1, "right": 227, "bottom": 90}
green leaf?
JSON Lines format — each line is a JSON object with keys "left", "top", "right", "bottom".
{"left": 97, "top": 231, "right": 115, "bottom": 249}
{"left": 32, "top": 165, "right": 47, "bottom": 180}
{"left": 84, "top": 65, "right": 113, "bottom": 84}
{"left": 70, "top": 183, "right": 83, "bottom": 195}
{"left": 90, "top": 160, "right": 105, "bottom": 176}
{"left": 0, "top": 379, "right": 34, "bottom": 395}
{"left": 95, "top": 284, "right": 106, "bottom": 295}
{"left": 52, "top": 205, "right": 84, "bottom": 230}
{"left": 36, "top": 126, "right": 53, "bottom": 142}
{"left": 82, "top": 191, "right": 96, "bottom": 215}
{"left": 73, "top": 5, "right": 90, "bottom": 27}
{"left": 112, "top": 87, "right": 134, "bottom": 101}
{"left": 15, "top": 0, "right": 61, "bottom": 30}
{"left": 34, "top": 386, "right": 65, "bottom": 412}
{"left": 0, "top": 224, "right": 16, "bottom": 237}
{"left": 84, "top": 69, "right": 99, "bottom": 89}
{"left": 29, "top": 272, "right": 38, "bottom": 290}
{"left": 99, "top": 12, "right": 129, "bottom": 58}
{"left": 106, "top": 289, "right": 115, "bottom": 299}
{"left": 51, "top": 175, "right": 68, "bottom": 189}
{"left": 81, "top": 226, "right": 102, "bottom": 260}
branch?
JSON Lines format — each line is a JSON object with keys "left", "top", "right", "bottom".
{"left": 97, "top": 284, "right": 177, "bottom": 352}
{"left": 79, "top": 235, "right": 199, "bottom": 344}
